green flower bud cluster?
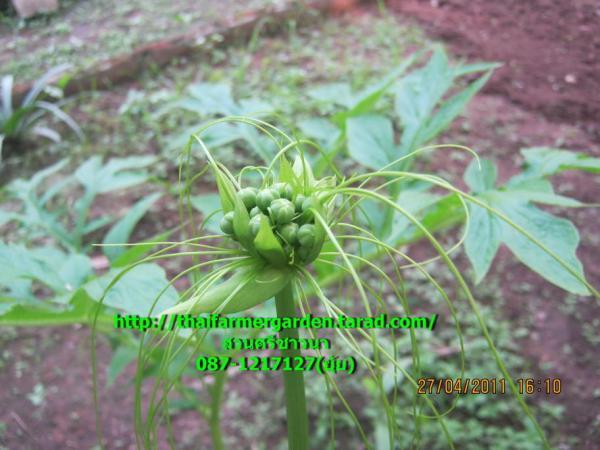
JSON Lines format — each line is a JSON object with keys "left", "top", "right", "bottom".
{"left": 219, "top": 182, "right": 321, "bottom": 264}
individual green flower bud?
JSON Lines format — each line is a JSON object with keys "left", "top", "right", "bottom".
{"left": 249, "top": 214, "right": 264, "bottom": 237}
{"left": 237, "top": 187, "right": 258, "bottom": 210}
{"left": 273, "top": 182, "right": 293, "bottom": 200}
{"left": 269, "top": 198, "right": 295, "bottom": 225}
{"left": 250, "top": 206, "right": 261, "bottom": 217}
{"left": 301, "top": 196, "right": 317, "bottom": 222}
{"left": 256, "top": 188, "right": 280, "bottom": 211}
{"left": 279, "top": 222, "right": 299, "bottom": 245}
{"left": 220, "top": 211, "right": 235, "bottom": 235}
{"left": 297, "top": 223, "right": 316, "bottom": 248}
{"left": 294, "top": 194, "right": 306, "bottom": 212}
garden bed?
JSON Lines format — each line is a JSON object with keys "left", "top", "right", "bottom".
{"left": 1, "top": 2, "right": 598, "bottom": 449}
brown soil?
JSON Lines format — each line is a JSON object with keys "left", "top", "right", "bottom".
{"left": 388, "top": 0, "right": 600, "bottom": 142}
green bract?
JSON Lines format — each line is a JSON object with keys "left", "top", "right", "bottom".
{"left": 162, "top": 264, "right": 293, "bottom": 315}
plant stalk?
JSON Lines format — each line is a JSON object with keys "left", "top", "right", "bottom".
{"left": 209, "top": 370, "right": 227, "bottom": 450}
{"left": 275, "top": 282, "right": 309, "bottom": 450}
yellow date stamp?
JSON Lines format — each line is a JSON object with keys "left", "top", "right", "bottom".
{"left": 417, "top": 377, "right": 562, "bottom": 395}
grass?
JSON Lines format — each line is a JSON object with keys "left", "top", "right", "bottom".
{"left": 0, "top": 0, "right": 284, "bottom": 80}
{"left": 2, "top": 10, "right": 429, "bottom": 180}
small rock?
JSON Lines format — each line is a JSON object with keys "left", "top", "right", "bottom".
{"left": 564, "top": 73, "right": 577, "bottom": 84}
{"left": 11, "top": 0, "right": 58, "bottom": 19}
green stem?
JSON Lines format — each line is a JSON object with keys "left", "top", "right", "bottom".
{"left": 275, "top": 282, "right": 309, "bottom": 450}
{"left": 209, "top": 370, "right": 227, "bottom": 450}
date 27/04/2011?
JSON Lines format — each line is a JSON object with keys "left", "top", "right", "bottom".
{"left": 417, "top": 377, "right": 562, "bottom": 395}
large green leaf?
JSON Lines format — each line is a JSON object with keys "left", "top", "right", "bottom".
{"left": 102, "top": 193, "right": 162, "bottom": 261}
{"left": 0, "top": 243, "right": 92, "bottom": 298}
{"left": 346, "top": 114, "right": 397, "bottom": 170}
{"left": 75, "top": 155, "right": 155, "bottom": 194}
{"left": 509, "top": 147, "right": 600, "bottom": 185}
{"left": 84, "top": 263, "right": 178, "bottom": 315}
{"left": 493, "top": 196, "right": 588, "bottom": 294}
{"left": 464, "top": 159, "right": 497, "bottom": 193}
{"left": 0, "top": 288, "right": 100, "bottom": 326}
{"left": 464, "top": 198, "right": 502, "bottom": 283}
{"left": 463, "top": 158, "right": 590, "bottom": 294}
{"left": 297, "top": 117, "right": 341, "bottom": 150}
{"left": 186, "top": 83, "right": 239, "bottom": 116}
{"left": 388, "top": 188, "right": 444, "bottom": 240}
{"left": 395, "top": 47, "right": 495, "bottom": 156}
{"left": 421, "top": 70, "right": 492, "bottom": 143}
{"left": 502, "top": 178, "right": 583, "bottom": 207}
{"left": 307, "top": 83, "right": 354, "bottom": 108}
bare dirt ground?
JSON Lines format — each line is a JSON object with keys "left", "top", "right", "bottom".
{"left": 388, "top": 0, "right": 600, "bottom": 142}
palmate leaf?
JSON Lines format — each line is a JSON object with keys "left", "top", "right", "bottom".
{"left": 4, "top": 159, "right": 74, "bottom": 245}
{"left": 164, "top": 83, "right": 275, "bottom": 163}
{"left": 307, "top": 83, "right": 354, "bottom": 108}
{"left": 346, "top": 114, "right": 397, "bottom": 170}
{"left": 0, "top": 288, "right": 99, "bottom": 326}
{"left": 0, "top": 243, "right": 93, "bottom": 301}
{"left": 74, "top": 155, "right": 155, "bottom": 194}
{"left": 464, "top": 158, "right": 590, "bottom": 295}
{"left": 308, "top": 56, "right": 418, "bottom": 128}
{"left": 297, "top": 117, "right": 341, "bottom": 150}
{"left": 186, "top": 83, "right": 239, "bottom": 116}
{"left": 508, "top": 147, "right": 600, "bottom": 185}
{"left": 395, "top": 46, "right": 498, "bottom": 155}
